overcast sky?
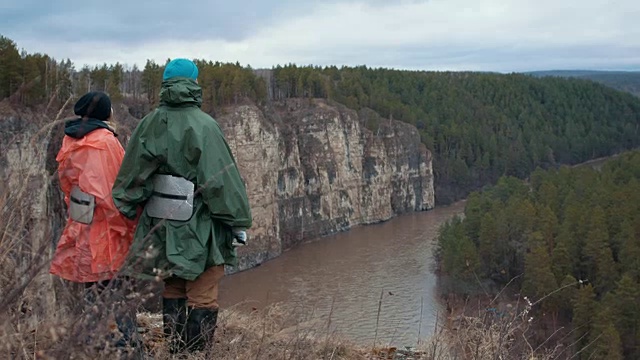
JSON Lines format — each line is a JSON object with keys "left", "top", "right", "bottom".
{"left": 1, "top": 0, "right": 638, "bottom": 72}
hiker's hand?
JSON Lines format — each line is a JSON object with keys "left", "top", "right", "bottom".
{"left": 232, "top": 230, "right": 248, "bottom": 246}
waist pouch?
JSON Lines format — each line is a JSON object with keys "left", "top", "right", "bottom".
{"left": 146, "top": 174, "right": 195, "bottom": 221}
{"left": 69, "top": 186, "right": 95, "bottom": 225}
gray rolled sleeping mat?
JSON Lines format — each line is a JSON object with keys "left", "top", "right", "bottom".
{"left": 145, "top": 174, "right": 195, "bottom": 221}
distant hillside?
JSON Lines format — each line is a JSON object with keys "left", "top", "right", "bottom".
{"left": 527, "top": 70, "right": 640, "bottom": 96}
{"left": 267, "top": 66, "right": 640, "bottom": 204}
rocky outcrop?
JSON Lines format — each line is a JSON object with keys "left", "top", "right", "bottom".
{"left": 217, "top": 99, "right": 434, "bottom": 271}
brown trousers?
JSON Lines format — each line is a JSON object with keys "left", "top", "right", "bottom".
{"left": 163, "top": 265, "right": 225, "bottom": 309}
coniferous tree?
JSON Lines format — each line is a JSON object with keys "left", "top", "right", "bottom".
{"left": 572, "top": 284, "right": 597, "bottom": 358}
{"left": 589, "top": 305, "right": 624, "bottom": 360}
{"left": 438, "top": 151, "right": 640, "bottom": 359}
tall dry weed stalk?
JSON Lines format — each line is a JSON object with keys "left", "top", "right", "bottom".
{"left": 439, "top": 275, "right": 595, "bottom": 360}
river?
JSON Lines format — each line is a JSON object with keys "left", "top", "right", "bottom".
{"left": 218, "top": 201, "right": 466, "bottom": 347}
{"left": 217, "top": 156, "right": 622, "bottom": 347}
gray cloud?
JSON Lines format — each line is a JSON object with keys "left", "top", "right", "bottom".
{"left": 1, "top": 0, "right": 318, "bottom": 43}
{"left": 1, "top": 0, "right": 638, "bottom": 72}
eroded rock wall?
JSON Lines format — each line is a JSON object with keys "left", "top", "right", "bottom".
{"left": 217, "top": 99, "right": 434, "bottom": 271}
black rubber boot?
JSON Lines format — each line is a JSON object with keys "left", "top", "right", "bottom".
{"left": 114, "top": 307, "right": 141, "bottom": 350}
{"left": 185, "top": 307, "right": 218, "bottom": 353}
{"left": 163, "top": 298, "right": 187, "bottom": 354}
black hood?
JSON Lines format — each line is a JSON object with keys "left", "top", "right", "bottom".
{"left": 64, "top": 118, "right": 116, "bottom": 139}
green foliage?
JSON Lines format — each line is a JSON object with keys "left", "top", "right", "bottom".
{"left": 438, "top": 216, "right": 480, "bottom": 283}
{"left": 130, "top": 59, "right": 267, "bottom": 113}
{"left": 528, "top": 70, "right": 640, "bottom": 97}
{"left": 572, "top": 284, "right": 597, "bottom": 356}
{"left": 437, "top": 151, "right": 640, "bottom": 359}
{"left": 0, "top": 35, "right": 267, "bottom": 116}
{"left": 271, "top": 65, "right": 640, "bottom": 204}
{"left": 193, "top": 60, "right": 267, "bottom": 114}
{"left": 0, "top": 36, "right": 22, "bottom": 99}
{"left": 589, "top": 303, "right": 624, "bottom": 360}
{"left": 522, "top": 239, "right": 557, "bottom": 312}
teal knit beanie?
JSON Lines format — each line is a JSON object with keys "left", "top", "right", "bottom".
{"left": 163, "top": 58, "right": 199, "bottom": 81}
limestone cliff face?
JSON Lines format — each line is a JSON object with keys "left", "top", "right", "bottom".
{"left": 217, "top": 99, "right": 434, "bottom": 271}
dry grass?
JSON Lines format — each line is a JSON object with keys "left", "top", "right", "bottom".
{"left": 139, "top": 304, "right": 366, "bottom": 360}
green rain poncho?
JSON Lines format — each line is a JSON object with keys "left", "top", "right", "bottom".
{"left": 112, "top": 77, "right": 252, "bottom": 281}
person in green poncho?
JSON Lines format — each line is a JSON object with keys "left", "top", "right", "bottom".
{"left": 111, "top": 58, "right": 252, "bottom": 354}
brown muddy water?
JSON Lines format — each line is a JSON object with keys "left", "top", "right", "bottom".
{"left": 219, "top": 201, "right": 466, "bottom": 347}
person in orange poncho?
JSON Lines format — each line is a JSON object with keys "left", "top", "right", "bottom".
{"left": 50, "top": 91, "right": 139, "bottom": 350}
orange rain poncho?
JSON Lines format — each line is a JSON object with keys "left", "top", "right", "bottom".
{"left": 50, "top": 127, "right": 137, "bottom": 283}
